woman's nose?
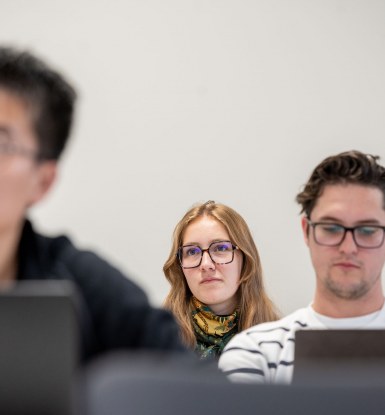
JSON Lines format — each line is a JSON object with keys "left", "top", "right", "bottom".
{"left": 200, "top": 250, "right": 215, "bottom": 270}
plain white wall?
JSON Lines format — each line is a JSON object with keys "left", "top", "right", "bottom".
{"left": 1, "top": 0, "right": 384, "bottom": 315}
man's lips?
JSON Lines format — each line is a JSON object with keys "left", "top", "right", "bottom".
{"left": 333, "top": 261, "right": 360, "bottom": 269}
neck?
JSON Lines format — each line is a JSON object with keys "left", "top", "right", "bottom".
{"left": 0, "top": 223, "right": 23, "bottom": 282}
{"left": 312, "top": 289, "right": 385, "bottom": 318}
{"left": 209, "top": 300, "right": 237, "bottom": 316}
{"left": 192, "top": 296, "right": 237, "bottom": 316}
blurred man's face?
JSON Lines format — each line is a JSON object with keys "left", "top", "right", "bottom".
{"left": 0, "top": 89, "right": 55, "bottom": 235}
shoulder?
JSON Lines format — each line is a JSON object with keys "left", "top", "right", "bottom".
{"left": 218, "top": 307, "right": 310, "bottom": 384}
{"left": 243, "top": 307, "right": 311, "bottom": 336}
{"left": 24, "top": 221, "right": 185, "bottom": 355}
{"left": 27, "top": 222, "right": 149, "bottom": 302}
{"left": 57, "top": 239, "right": 149, "bottom": 302}
{"left": 222, "top": 307, "right": 309, "bottom": 351}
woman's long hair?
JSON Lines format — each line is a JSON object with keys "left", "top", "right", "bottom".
{"left": 163, "top": 201, "right": 279, "bottom": 347}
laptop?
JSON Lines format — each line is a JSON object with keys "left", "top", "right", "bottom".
{"left": 83, "top": 352, "right": 385, "bottom": 415}
{"left": 0, "top": 280, "right": 80, "bottom": 415}
{"left": 292, "top": 329, "right": 385, "bottom": 387}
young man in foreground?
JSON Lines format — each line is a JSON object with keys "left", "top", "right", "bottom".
{"left": 0, "top": 46, "right": 185, "bottom": 361}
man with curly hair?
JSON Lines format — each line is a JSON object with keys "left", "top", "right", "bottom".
{"left": 219, "top": 150, "right": 385, "bottom": 384}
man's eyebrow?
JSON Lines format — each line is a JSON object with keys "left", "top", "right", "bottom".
{"left": 354, "top": 220, "right": 383, "bottom": 225}
{"left": 315, "top": 216, "right": 343, "bottom": 222}
{"left": 317, "top": 216, "right": 382, "bottom": 225}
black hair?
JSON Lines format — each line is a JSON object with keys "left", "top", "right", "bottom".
{"left": 0, "top": 46, "right": 77, "bottom": 160}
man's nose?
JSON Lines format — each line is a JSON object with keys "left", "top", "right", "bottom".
{"left": 338, "top": 230, "right": 358, "bottom": 254}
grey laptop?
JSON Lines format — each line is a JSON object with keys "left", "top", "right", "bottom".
{"left": 0, "top": 280, "right": 80, "bottom": 415}
{"left": 82, "top": 352, "right": 385, "bottom": 415}
{"left": 292, "top": 329, "right": 385, "bottom": 387}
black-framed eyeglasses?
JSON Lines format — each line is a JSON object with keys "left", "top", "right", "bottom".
{"left": 307, "top": 219, "right": 385, "bottom": 249}
{"left": 177, "top": 240, "right": 239, "bottom": 269}
{"left": 0, "top": 130, "right": 40, "bottom": 161}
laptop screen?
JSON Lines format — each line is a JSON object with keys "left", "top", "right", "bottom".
{"left": 292, "top": 329, "right": 385, "bottom": 387}
{"left": 0, "top": 280, "right": 80, "bottom": 415}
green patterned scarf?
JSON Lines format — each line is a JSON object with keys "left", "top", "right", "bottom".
{"left": 191, "top": 296, "right": 239, "bottom": 360}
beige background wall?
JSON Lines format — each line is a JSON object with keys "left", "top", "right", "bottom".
{"left": 2, "top": 0, "right": 385, "bottom": 314}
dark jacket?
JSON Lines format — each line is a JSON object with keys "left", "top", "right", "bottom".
{"left": 17, "top": 220, "right": 185, "bottom": 362}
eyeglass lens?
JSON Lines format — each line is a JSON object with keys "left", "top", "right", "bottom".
{"left": 314, "top": 223, "right": 385, "bottom": 248}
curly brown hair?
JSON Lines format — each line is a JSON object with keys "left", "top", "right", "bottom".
{"left": 296, "top": 150, "right": 385, "bottom": 218}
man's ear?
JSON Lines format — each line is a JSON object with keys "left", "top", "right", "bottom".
{"left": 28, "top": 161, "right": 58, "bottom": 207}
{"left": 301, "top": 216, "right": 310, "bottom": 246}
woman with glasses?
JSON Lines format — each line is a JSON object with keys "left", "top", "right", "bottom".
{"left": 163, "top": 201, "right": 279, "bottom": 359}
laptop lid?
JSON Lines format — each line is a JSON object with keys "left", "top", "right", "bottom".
{"left": 292, "top": 329, "right": 385, "bottom": 387}
{"left": 82, "top": 352, "right": 385, "bottom": 415}
{"left": 0, "top": 280, "right": 80, "bottom": 415}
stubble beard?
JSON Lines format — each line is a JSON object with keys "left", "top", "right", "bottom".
{"left": 325, "top": 277, "right": 369, "bottom": 300}
{"left": 324, "top": 269, "right": 380, "bottom": 300}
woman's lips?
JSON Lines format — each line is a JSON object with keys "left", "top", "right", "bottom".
{"left": 200, "top": 277, "right": 222, "bottom": 284}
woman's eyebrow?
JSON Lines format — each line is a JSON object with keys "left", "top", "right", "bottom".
{"left": 182, "top": 239, "right": 230, "bottom": 246}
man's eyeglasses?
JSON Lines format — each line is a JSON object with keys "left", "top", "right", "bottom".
{"left": 177, "top": 240, "right": 239, "bottom": 269}
{"left": 307, "top": 219, "right": 385, "bottom": 249}
{"left": 0, "top": 131, "right": 40, "bottom": 161}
